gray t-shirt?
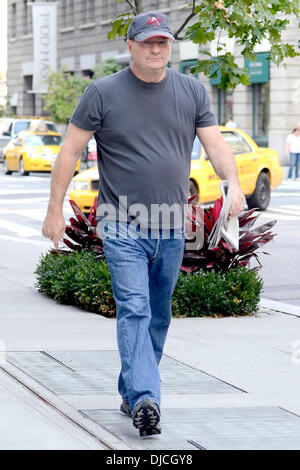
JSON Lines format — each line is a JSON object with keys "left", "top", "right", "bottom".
{"left": 70, "top": 67, "right": 217, "bottom": 229}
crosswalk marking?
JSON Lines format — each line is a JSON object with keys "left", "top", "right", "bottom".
{"left": 0, "top": 209, "right": 47, "bottom": 221}
{"left": 280, "top": 180, "right": 300, "bottom": 186}
{"left": 279, "top": 205, "right": 300, "bottom": 213}
{"left": 256, "top": 209, "right": 300, "bottom": 221}
{"left": 259, "top": 213, "right": 299, "bottom": 221}
{"left": 0, "top": 208, "right": 72, "bottom": 221}
{"left": 0, "top": 234, "right": 50, "bottom": 247}
{"left": 0, "top": 189, "right": 50, "bottom": 195}
{"left": 0, "top": 197, "right": 50, "bottom": 205}
{"left": 0, "top": 218, "right": 43, "bottom": 237}
{"left": 264, "top": 207, "right": 300, "bottom": 216}
{"left": 0, "top": 176, "right": 47, "bottom": 182}
{"left": 271, "top": 192, "right": 300, "bottom": 197}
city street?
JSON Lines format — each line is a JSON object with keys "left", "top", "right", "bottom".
{"left": 0, "top": 167, "right": 299, "bottom": 305}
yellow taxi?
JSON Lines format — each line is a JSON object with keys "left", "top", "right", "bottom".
{"left": 69, "top": 127, "right": 284, "bottom": 214}
{"left": 3, "top": 130, "right": 80, "bottom": 175}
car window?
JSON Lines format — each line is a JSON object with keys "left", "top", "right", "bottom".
{"left": 24, "top": 135, "right": 63, "bottom": 146}
{"left": 45, "top": 123, "right": 58, "bottom": 132}
{"left": 221, "top": 131, "right": 253, "bottom": 155}
{"left": 191, "top": 137, "right": 202, "bottom": 160}
{"left": 14, "top": 121, "right": 30, "bottom": 134}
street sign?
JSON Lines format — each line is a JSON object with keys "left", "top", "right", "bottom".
{"left": 245, "top": 52, "right": 270, "bottom": 84}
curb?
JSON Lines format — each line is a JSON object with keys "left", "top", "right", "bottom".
{"left": 260, "top": 297, "right": 300, "bottom": 318}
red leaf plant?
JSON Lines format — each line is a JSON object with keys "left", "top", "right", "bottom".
{"left": 182, "top": 194, "right": 276, "bottom": 273}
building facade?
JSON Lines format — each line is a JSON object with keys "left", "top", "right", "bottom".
{"left": 6, "top": 0, "right": 300, "bottom": 161}
{"left": 0, "top": 0, "right": 8, "bottom": 109}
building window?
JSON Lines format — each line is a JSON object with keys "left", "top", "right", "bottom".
{"left": 82, "top": 69, "right": 94, "bottom": 80}
{"left": 11, "top": 1, "right": 17, "bottom": 38}
{"left": 251, "top": 82, "right": 270, "bottom": 145}
{"left": 23, "top": 0, "right": 33, "bottom": 36}
{"left": 62, "top": 0, "right": 74, "bottom": 27}
{"left": 23, "top": 0, "right": 28, "bottom": 35}
{"left": 102, "top": 0, "right": 118, "bottom": 20}
{"left": 23, "top": 75, "right": 35, "bottom": 116}
{"left": 82, "top": 0, "right": 95, "bottom": 24}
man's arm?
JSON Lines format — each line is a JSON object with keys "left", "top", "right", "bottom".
{"left": 196, "top": 125, "right": 245, "bottom": 216}
{"left": 42, "top": 123, "right": 94, "bottom": 248}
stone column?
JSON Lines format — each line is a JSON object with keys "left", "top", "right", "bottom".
{"left": 268, "top": 18, "right": 300, "bottom": 164}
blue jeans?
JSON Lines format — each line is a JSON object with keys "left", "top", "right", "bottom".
{"left": 288, "top": 153, "right": 300, "bottom": 179}
{"left": 98, "top": 221, "right": 185, "bottom": 412}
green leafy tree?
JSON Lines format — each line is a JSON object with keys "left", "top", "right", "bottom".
{"left": 108, "top": 0, "right": 300, "bottom": 90}
{"left": 43, "top": 69, "right": 87, "bottom": 124}
{"left": 99, "top": 58, "right": 122, "bottom": 77}
{"left": 44, "top": 59, "right": 121, "bottom": 123}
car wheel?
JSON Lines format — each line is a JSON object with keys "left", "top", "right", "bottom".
{"left": 247, "top": 172, "right": 270, "bottom": 211}
{"left": 18, "top": 158, "right": 29, "bottom": 176}
{"left": 3, "top": 158, "right": 12, "bottom": 175}
{"left": 189, "top": 180, "right": 199, "bottom": 201}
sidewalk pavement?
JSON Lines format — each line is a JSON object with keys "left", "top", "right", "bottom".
{"left": 1, "top": 238, "right": 300, "bottom": 450}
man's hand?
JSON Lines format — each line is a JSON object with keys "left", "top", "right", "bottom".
{"left": 42, "top": 208, "right": 66, "bottom": 249}
{"left": 229, "top": 183, "right": 246, "bottom": 216}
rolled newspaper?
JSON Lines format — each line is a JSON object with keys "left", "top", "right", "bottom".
{"left": 208, "top": 180, "right": 239, "bottom": 250}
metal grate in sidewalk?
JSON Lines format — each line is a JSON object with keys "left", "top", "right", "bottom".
{"left": 6, "top": 350, "right": 242, "bottom": 396}
{"left": 82, "top": 406, "right": 300, "bottom": 450}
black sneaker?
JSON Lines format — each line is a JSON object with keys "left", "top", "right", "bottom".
{"left": 120, "top": 400, "right": 131, "bottom": 416}
{"left": 132, "top": 399, "right": 161, "bottom": 436}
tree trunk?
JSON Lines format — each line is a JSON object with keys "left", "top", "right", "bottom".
{"left": 135, "top": 0, "right": 144, "bottom": 14}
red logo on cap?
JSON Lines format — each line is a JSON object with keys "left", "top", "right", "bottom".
{"left": 146, "top": 16, "right": 162, "bottom": 27}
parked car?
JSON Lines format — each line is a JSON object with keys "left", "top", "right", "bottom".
{"left": 2, "top": 130, "right": 80, "bottom": 175}
{"left": 69, "top": 127, "right": 284, "bottom": 214}
{"left": 0, "top": 117, "right": 58, "bottom": 162}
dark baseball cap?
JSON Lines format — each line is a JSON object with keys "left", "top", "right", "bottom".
{"left": 127, "top": 11, "right": 175, "bottom": 42}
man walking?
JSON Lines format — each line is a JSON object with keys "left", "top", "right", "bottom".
{"left": 42, "top": 11, "right": 245, "bottom": 437}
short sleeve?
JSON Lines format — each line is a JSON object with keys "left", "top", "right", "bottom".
{"left": 70, "top": 83, "right": 102, "bottom": 131}
{"left": 195, "top": 83, "right": 217, "bottom": 128}
{"left": 286, "top": 134, "right": 292, "bottom": 144}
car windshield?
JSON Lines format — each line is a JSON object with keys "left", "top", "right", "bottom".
{"left": 191, "top": 137, "right": 202, "bottom": 159}
{"left": 24, "top": 135, "right": 63, "bottom": 146}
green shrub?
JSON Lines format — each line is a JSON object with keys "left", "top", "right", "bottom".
{"left": 35, "top": 250, "right": 115, "bottom": 317}
{"left": 172, "top": 265, "right": 263, "bottom": 317}
{"left": 35, "top": 249, "right": 263, "bottom": 318}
